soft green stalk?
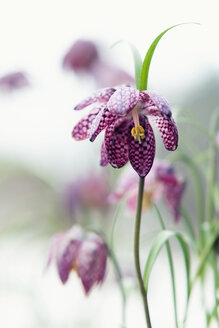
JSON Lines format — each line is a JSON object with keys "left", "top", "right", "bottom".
{"left": 134, "top": 177, "right": 152, "bottom": 328}
{"left": 153, "top": 204, "right": 179, "bottom": 328}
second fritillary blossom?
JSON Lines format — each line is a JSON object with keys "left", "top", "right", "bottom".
{"left": 72, "top": 85, "right": 178, "bottom": 177}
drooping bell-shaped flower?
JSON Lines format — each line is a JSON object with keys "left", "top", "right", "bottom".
{"left": 63, "top": 40, "right": 99, "bottom": 72}
{"left": 72, "top": 85, "right": 178, "bottom": 177}
{"left": 46, "top": 225, "right": 108, "bottom": 294}
{"left": 109, "top": 160, "right": 185, "bottom": 222}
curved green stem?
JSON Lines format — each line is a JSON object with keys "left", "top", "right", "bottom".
{"left": 134, "top": 177, "right": 152, "bottom": 328}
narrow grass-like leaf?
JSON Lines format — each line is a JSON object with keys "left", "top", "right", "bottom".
{"left": 111, "top": 40, "right": 142, "bottom": 89}
{"left": 190, "top": 230, "right": 219, "bottom": 289}
{"left": 143, "top": 230, "right": 190, "bottom": 314}
{"left": 139, "top": 24, "right": 182, "bottom": 91}
{"left": 139, "top": 23, "right": 199, "bottom": 91}
{"left": 152, "top": 204, "right": 179, "bottom": 328}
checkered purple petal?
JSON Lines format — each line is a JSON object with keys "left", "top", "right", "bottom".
{"left": 107, "top": 86, "right": 139, "bottom": 116}
{"left": 46, "top": 233, "right": 64, "bottom": 270}
{"left": 128, "top": 116, "right": 155, "bottom": 177}
{"left": 100, "top": 141, "right": 109, "bottom": 166}
{"left": 139, "top": 91, "right": 172, "bottom": 117}
{"left": 74, "top": 87, "right": 116, "bottom": 110}
{"left": 150, "top": 114, "right": 178, "bottom": 151}
{"left": 104, "top": 117, "right": 130, "bottom": 169}
{"left": 90, "top": 106, "right": 117, "bottom": 141}
{"left": 77, "top": 233, "right": 108, "bottom": 294}
{"left": 56, "top": 226, "right": 84, "bottom": 284}
{"left": 72, "top": 106, "right": 103, "bottom": 140}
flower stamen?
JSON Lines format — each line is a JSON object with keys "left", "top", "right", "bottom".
{"left": 131, "top": 107, "right": 145, "bottom": 143}
{"left": 131, "top": 125, "right": 145, "bottom": 143}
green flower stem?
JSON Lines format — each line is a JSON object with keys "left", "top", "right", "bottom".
{"left": 134, "top": 177, "right": 152, "bottom": 328}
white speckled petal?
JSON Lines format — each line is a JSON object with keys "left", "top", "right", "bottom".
{"left": 107, "top": 86, "right": 139, "bottom": 116}
{"left": 74, "top": 87, "right": 116, "bottom": 110}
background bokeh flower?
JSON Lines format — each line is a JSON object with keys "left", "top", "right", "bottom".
{"left": 62, "top": 39, "right": 134, "bottom": 87}
{"left": 47, "top": 225, "right": 108, "bottom": 294}
{"left": 109, "top": 160, "right": 185, "bottom": 222}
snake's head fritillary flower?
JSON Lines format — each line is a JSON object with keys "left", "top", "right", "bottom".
{"left": 0, "top": 71, "right": 29, "bottom": 92}
{"left": 109, "top": 160, "right": 185, "bottom": 222}
{"left": 63, "top": 40, "right": 99, "bottom": 72}
{"left": 46, "top": 225, "right": 108, "bottom": 294}
{"left": 72, "top": 86, "right": 178, "bottom": 177}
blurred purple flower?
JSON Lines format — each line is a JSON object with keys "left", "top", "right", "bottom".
{"left": 47, "top": 225, "right": 108, "bottom": 294}
{"left": 63, "top": 40, "right": 99, "bottom": 72}
{"left": 109, "top": 160, "right": 185, "bottom": 222}
{"left": 72, "top": 86, "right": 178, "bottom": 177}
{"left": 0, "top": 71, "right": 29, "bottom": 92}
{"left": 62, "top": 39, "right": 134, "bottom": 87}
{"left": 63, "top": 172, "right": 110, "bottom": 216}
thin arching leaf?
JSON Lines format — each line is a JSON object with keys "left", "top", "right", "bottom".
{"left": 152, "top": 203, "right": 179, "bottom": 327}
{"left": 139, "top": 23, "right": 199, "bottom": 91}
{"left": 191, "top": 230, "right": 219, "bottom": 288}
{"left": 143, "top": 230, "right": 190, "bottom": 312}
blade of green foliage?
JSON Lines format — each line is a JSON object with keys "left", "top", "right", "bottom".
{"left": 152, "top": 204, "right": 179, "bottom": 327}
{"left": 191, "top": 230, "right": 219, "bottom": 288}
{"left": 139, "top": 23, "right": 199, "bottom": 91}
{"left": 143, "top": 230, "right": 190, "bottom": 318}
{"left": 111, "top": 40, "right": 142, "bottom": 89}
{"left": 139, "top": 24, "right": 183, "bottom": 91}
{"left": 207, "top": 301, "right": 219, "bottom": 326}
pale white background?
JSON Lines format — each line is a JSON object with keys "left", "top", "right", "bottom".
{"left": 0, "top": 0, "right": 218, "bottom": 327}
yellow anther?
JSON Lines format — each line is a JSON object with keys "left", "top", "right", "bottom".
{"left": 131, "top": 125, "right": 145, "bottom": 144}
